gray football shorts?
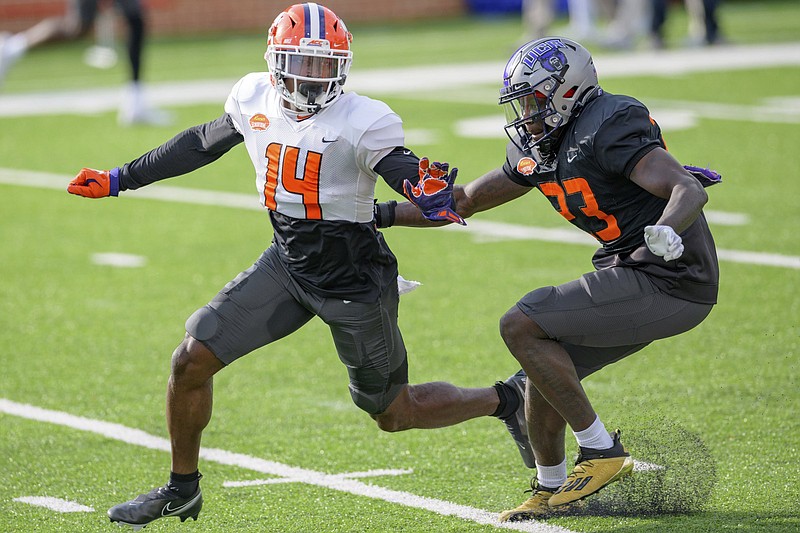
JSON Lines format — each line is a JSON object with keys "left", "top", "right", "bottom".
{"left": 516, "top": 266, "right": 713, "bottom": 379}
{"left": 184, "top": 246, "right": 408, "bottom": 415}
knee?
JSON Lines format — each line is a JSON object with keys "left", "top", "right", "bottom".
{"left": 371, "top": 387, "right": 413, "bottom": 432}
{"left": 499, "top": 306, "right": 534, "bottom": 346}
{"left": 499, "top": 306, "right": 552, "bottom": 364}
{"left": 170, "top": 335, "right": 222, "bottom": 387}
{"left": 373, "top": 412, "right": 405, "bottom": 433}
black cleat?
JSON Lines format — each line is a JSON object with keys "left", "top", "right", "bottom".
{"left": 499, "top": 370, "right": 535, "bottom": 468}
{"left": 108, "top": 484, "right": 202, "bottom": 530}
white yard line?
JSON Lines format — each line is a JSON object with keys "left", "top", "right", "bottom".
{"left": 2, "top": 167, "right": 798, "bottom": 270}
{"left": 0, "top": 42, "right": 798, "bottom": 117}
{"left": 0, "top": 398, "right": 574, "bottom": 533}
{"left": 12, "top": 496, "right": 94, "bottom": 513}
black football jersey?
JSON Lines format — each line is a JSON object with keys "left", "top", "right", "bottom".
{"left": 502, "top": 92, "right": 718, "bottom": 304}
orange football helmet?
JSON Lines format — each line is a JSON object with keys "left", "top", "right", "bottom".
{"left": 266, "top": 3, "right": 353, "bottom": 113}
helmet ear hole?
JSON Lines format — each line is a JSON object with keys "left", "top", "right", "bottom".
{"left": 563, "top": 85, "right": 578, "bottom": 99}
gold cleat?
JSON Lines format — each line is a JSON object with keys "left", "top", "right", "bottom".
{"left": 499, "top": 481, "right": 559, "bottom": 522}
{"left": 549, "top": 429, "right": 634, "bottom": 508}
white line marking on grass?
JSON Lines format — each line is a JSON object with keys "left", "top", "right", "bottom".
{"left": 91, "top": 252, "right": 147, "bottom": 268}
{"left": 0, "top": 398, "right": 576, "bottom": 533}
{"left": 1, "top": 167, "right": 796, "bottom": 269}
{"left": 13, "top": 496, "right": 94, "bottom": 513}
{"left": 224, "top": 468, "right": 414, "bottom": 487}
{"left": 336, "top": 468, "right": 415, "bottom": 479}
{"left": 1, "top": 43, "right": 799, "bottom": 117}
{"left": 633, "top": 460, "right": 666, "bottom": 472}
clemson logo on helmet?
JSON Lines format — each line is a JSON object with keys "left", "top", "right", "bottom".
{"left": 517, "top": 157, "right": 538, "bottom": 175}
{"left": 249, "top": 114, "right": 270, "bottom": 131}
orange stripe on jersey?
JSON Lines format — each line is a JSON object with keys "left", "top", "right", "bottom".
{"left": 282, "top": 148, "right": 322, "bottom": 219}
{"left": 563, "top": 177, "right": 621, "bottom": 241}
{"left": 264, "top": 143, "right": 282, "bottom": 210}
{"left": 539, "top": 182, "right": 575, "bottom": 221}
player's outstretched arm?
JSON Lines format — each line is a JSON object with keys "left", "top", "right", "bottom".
{"left": 68, "top": 114, "right": 244, "bottom": 198}
{"left": 379, "top": 166, "right": 531, "bottom": 228}
{"left": 67, "top": 167, "right": 120, "bottom": 198}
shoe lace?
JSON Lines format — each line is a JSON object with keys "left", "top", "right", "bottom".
{"left": 524, "top": 476, "right": 554, "bottom": 496}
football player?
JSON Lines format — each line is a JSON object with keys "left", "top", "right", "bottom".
{"left": 381, "top": 37, "right": 720, "bottom": 520}
{"left": 68, "top": 3, "right": 527, "bottom": 528}
{"left": 0, "top": 0, "right": 169, "bottom": 125}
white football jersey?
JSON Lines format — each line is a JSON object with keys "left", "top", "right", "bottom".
{"left": 224, "top": 73, "right": 405, "bottom": 223}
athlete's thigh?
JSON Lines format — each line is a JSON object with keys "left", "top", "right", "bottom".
{"left": 317, "top": 282, "right": 408, "bottom": 415}
{"left": 70, "top": 0, "right": 99, "bottom": 27}
{"left": 517, "top": 266, "right": 713, "bottom": 347}
{"left": 113, "top": 0, "right": 143, "bottom": 18}
{"left": 185, "top": 248, "right": 314, "bottom": 365}
{"left": 561, "top": 341, "right": 651, "bottom": 380}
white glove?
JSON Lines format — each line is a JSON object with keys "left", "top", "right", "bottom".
{"left": 643, "top": 225, "right": 684, "bottom": 262}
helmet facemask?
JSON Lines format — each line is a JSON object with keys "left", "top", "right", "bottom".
{"left": 267, "top": 40, "right": 352, "bottom": 113}
{"left": 499, "top": 38, "right": 600, "bottom": 168}
{"left": 501, "top": 71, "right": 567, "bottom": 167}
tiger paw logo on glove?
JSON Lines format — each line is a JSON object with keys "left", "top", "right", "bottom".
{"left": 403, "top": 157, "right": 466, "bottom": 225}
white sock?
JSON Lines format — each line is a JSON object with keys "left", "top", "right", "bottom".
{"left": 534, "top": 459, "right": 567, "bottom": 490}
{"left": 573, "top": 415, "right": 613, "bottom": 450}
{"left": 4, "top": 33, "right": 29, "bottom": 60}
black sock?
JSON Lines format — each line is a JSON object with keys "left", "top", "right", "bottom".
{"left": 491, "top": 381, "right": 520, "bottom": 419}
{"left": 168, "top": 471, "right": 202, "bottom": 498}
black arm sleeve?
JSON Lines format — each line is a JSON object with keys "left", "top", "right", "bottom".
{"left": 373, "top": 146, "right": 420, "bottom": 196}
{"left": 118, "top": 113, "right": 244, "bottom": 191}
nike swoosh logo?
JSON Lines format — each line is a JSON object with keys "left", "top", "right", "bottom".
{"left": 566, "top": 149, "right": 579, "bottom": 163}
{"left": 161, "top": 493, "right": 201, "bottom": 516}
{"left": 322, "top": 137, "right": 338, "bottom": 143}
{"left": 342, "top": 300, "right": 351, "bottom": 304}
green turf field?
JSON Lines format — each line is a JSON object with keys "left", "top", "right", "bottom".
{"left": 1, "top": 2, "right": 799, "bottom": 532}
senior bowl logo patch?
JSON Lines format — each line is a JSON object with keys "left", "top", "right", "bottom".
{"left": 517, "top": 157, "right": 538, "bottom": 176}
{"left": 249, "top": 113, "right": 269, "bottom": 131}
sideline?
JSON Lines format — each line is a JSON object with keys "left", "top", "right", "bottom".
{"left": 0, "top": 42, "right": 799, "bottom": 117}
{"left": 2, "top": 167, "right": 798, "bottom": 270}
{"left": 0, "top": 398, "right": 575, "bottom": 533}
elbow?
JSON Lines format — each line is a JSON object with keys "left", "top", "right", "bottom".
{"left": 455, "top": 197, "right": 477, "bottom": 220}
{"left": 452, "top": 187, "right": 476, "bottom": 220}
{"left": 693, "top": 179, "right": 709, "bottom": 209}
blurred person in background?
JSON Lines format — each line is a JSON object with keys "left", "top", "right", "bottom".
{"left": 599, "top": 0, "right": 652, "bottom": 50}
{"left": 523, "top": 0, "right": 615, "bottom": 42}
{"left": 651, "top": 0, "right": 724, "bottom": 48}
{"left": 67, "top": 3, "right": 532, "bottom": 528}
{"left": 0, "top": 0, "right": 171, "bottom": 125}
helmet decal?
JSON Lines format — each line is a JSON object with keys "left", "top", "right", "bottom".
{"left": 521, "top": 39, "right": 568, "bottom": 72}
{"left": 302, "top": 2, "right": 326, "bottom": 39}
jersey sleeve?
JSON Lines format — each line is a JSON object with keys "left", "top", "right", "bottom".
{"left": 592, "top": 104, "right": 663, "bottom": 178}
{"left": 224, "top": 74, "right": 258, "bottom": 135}
{"left": 119, "top": 113, "right": 243, "bottom": 191}
{"left": 347, "top": 96, "right": 405, "bottom": 172}
{"left": 374, "top": 147, "right": 420, "bottom": 196}
{"left": 501, "top": 140, "right": 545, "bottom": 187}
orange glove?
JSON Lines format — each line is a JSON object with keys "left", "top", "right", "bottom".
{"left": 67, "top": 167, "right": 120, "bottom": 198}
